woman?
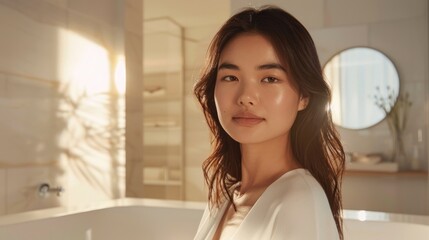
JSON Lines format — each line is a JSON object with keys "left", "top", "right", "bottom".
{"left": 193, "top": 6, "right": 345, "bottom": 240}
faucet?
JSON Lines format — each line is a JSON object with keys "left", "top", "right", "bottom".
{"left": 38, "top": 183, "right": 65, "bottom": 197}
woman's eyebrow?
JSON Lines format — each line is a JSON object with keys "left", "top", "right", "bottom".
{"left": 218, "top": 62, "right": 286, "bottom": 72}
{"left": 218, "top": 62, "right": 239, "bottom": 70}
{"left": 257, "top": 63, "right": 286, "bottom": 72}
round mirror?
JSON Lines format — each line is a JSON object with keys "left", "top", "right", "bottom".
{"left": 323, "top": 47, "right": 400, "bottom": 129}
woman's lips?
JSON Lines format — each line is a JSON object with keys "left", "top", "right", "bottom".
{"left": 232, "top": 113, "right": 265, "bottom": 127}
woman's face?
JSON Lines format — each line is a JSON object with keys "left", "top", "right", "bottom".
{"left": 214, "top": 33, "right": 308, "bottom": 144}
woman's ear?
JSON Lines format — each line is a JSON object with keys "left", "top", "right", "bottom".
{"left": 298, "top": 96, "right": 309, "bottom": 111}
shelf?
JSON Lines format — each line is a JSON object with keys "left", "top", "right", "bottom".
{"left": 346, "top": 162, "right": 398, "bottom": 172}
{"left": 345, "top": 170, "right": 428, "bottom": 177}
{"left": 142, "top": 18, "right": 184, "bottom": 201}
{"left": 143, "top": 97, "right": 182, "bottom": 103}
{"left": 142, "top": 167, "right": 182, "bottom": 186}
{"left": 345, "top": 161, "right": 428, "bottom": 177}
{"left": 143, "top": 127, "right": 182, "bottom": 146}
{"left": 143, "top": 180, "right": 182, "bottom": 186}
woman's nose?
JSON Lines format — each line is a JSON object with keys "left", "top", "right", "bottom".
{"left": 238, "top": 98, "right": 254, "bottom": 106}
{"left": 237, "top": 83, "right": 258, "bottom": 107}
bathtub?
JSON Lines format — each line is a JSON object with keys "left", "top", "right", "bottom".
{"left": 0, "top": 198, "right": 428, "bottom": 240}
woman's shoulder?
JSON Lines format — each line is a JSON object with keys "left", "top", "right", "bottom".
{"left": 267, "top": 168, "right": 331, "bottom": 211}
{"left": 274, "top": 168, "right": 325, "bottom": 194}
{"left": 265, "top": 168, "right": 339, "bottom": 239}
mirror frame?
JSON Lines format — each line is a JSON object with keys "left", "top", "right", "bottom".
{"left": 323, "top": 46, "right": 401, "bottom": 130}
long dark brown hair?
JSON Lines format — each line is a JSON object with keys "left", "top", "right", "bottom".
{"left": 194, "top": 6, "right": 345, "bottom": 239}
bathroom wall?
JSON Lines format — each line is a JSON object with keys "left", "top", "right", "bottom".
{"left": 183, "top": 9, "right": 231, "bottom": 201}
{"left": 0, "top": 0, "right": 137, "bottom": 215}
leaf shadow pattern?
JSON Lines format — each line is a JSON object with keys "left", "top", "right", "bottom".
{"left": 0, "top": 77, "right": 126, "bottom": 204}
{"left": 56, "top": 84, "right": 125, "bottom": 198}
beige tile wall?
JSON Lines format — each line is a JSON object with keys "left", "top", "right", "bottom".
{"left": 314, "top": 4, "right": 428, "bottom": 170}
{"left": 124, "top": 0, "right": 144, "bottom": 197}
{"left": 5, "top": 165, "right": 65, "bottom": 214}
{"left": 0, "top": 169, "right": 5, "bottom": 215}
{"left": 183, "top": 23, "right": 223, "bottom": 201}
{"left": 0, "top": 0, "right": 129, "bottom": 215}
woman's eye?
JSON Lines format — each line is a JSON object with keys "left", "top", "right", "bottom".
{"left": 262, "top": 77, "right": 279, "bottom": 83}
{"left": 222, "top": 75, "right": 238, "bottom": 81}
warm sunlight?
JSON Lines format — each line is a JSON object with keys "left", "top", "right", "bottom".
{"left": 56, "top": 29, "right": 125, "bottom": 205}
{"left": 114, "top": 55, "right": 126, "bottom": 95}
{"left": 58, "top": 29, "right": 110, "bottom": 95}
{"left": 324, "top": 55, "right": 341, "bottom": 124}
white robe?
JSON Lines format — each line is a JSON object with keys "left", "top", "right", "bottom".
{"left": 193, "top": 168, "right": 340, "bottom": 240}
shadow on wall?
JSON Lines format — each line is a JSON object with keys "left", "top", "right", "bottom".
{"left": 0, "top": 79, "right": 125, "bottom": 214}
{"left": 55, "top": 86, "right": 125, "bottom": 198}
{"left": 0, "top": 0, "right": 126, "bottom": 215}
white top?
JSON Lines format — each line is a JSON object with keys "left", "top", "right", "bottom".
{"left": 193, "top": 168, "right": 340, "bottom": 240}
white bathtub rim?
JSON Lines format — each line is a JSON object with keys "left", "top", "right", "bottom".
{"left": 343, "top": 209, "right": 429, "bottom": 226}
{"left": 0, "top": 198, "right": 205, "bottom": 226}
{"left": 0, "top": 198, "right": 428, "bottom": 227}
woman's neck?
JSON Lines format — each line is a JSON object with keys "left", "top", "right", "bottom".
{"left": 238, "top": 135, "right": 301, "bottom": 193}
